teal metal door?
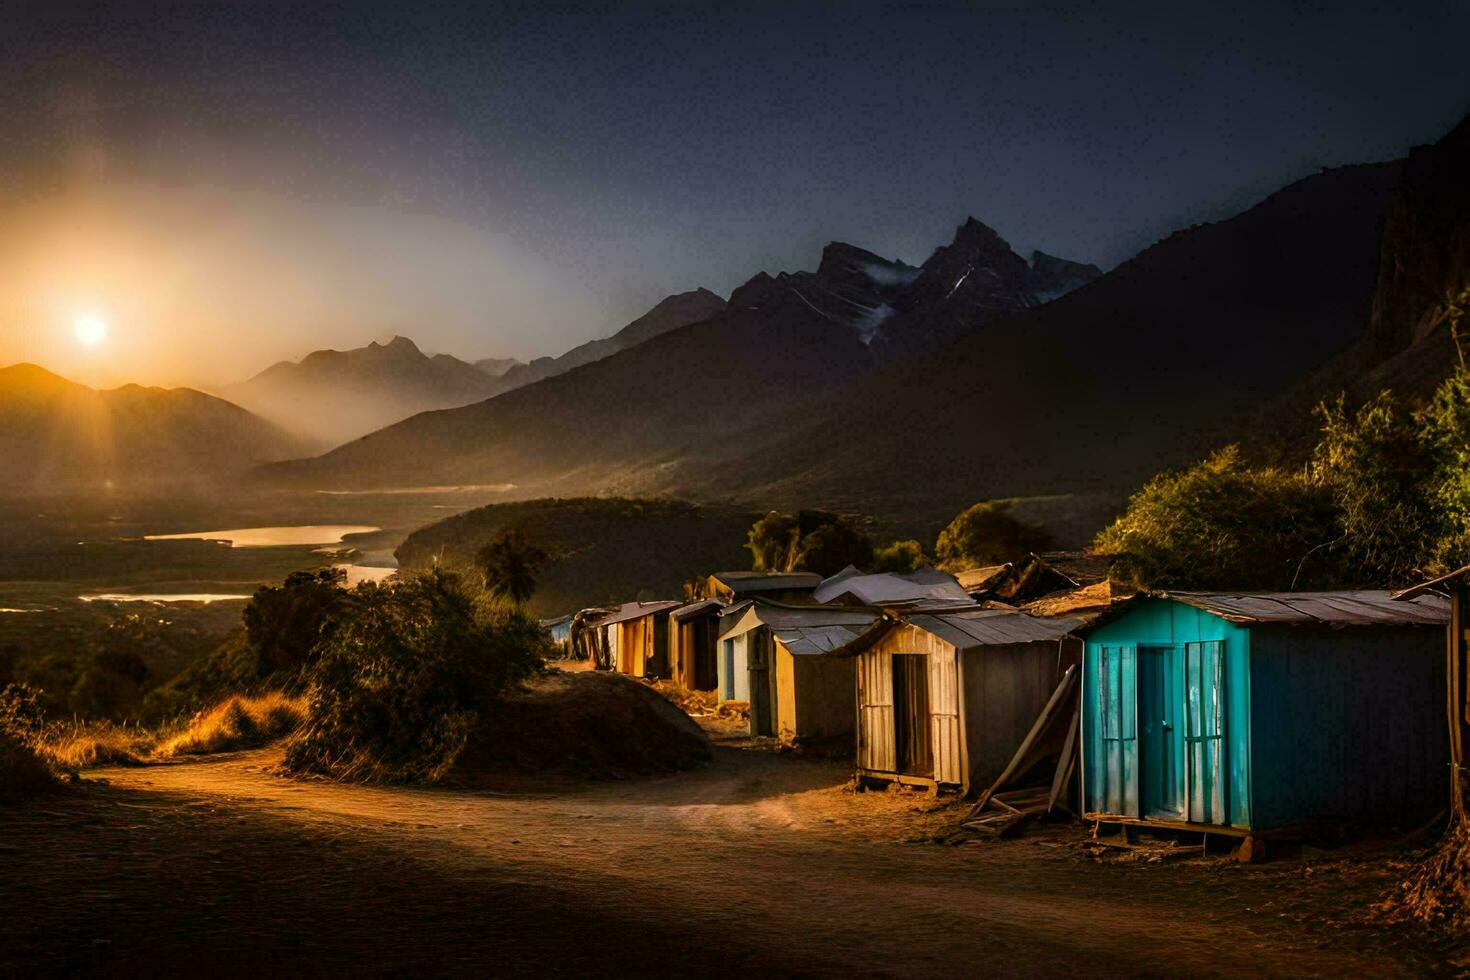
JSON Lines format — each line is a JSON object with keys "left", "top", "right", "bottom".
{"left": 1139, "top": 645, "right": 1184, "bottom": 820}
{"left": 1183, "top": 641, "right": 1227, "bottom": 824}
{"left": 1098, "top": 646, "right": 1138, "bottom": 815}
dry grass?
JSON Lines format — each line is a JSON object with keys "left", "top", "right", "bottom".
{"left": 1381, "top": 820, "right": 1470, "bottom": 932}
{"left": 35, "top": 722, "right": 152, "bottom": 769}
{"left": 153, "top": 693, "right": 307, "bottom": 758}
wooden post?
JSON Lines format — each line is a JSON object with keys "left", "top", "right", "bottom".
{"left": 1452, "top": 583, "right": 1467, "bottom": 825}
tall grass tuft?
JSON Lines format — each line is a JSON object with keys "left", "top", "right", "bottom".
{"left": 153, "top": 692, "right": 306, "bottom": 758}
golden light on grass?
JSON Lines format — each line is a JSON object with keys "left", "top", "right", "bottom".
{"left": 73, "top": 312, "right": 109, "bottom": 349}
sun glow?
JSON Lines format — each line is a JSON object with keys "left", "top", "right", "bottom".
{"left": 74, "top": 313, "right": 109, "bottom": 348}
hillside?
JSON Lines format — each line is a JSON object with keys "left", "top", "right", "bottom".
{"left": 225, "top": 336, "right": 502, "bottom": 448}
{"left": 493, "top": 287, "right": 728, "bottom": 393}
{"left": 264, "top": 222, "right": 1090, "bottom": 512}
{"left": 395, "top": 497, "right": 757, "bottom": 616}
{"left": 0, "top": 363, "right": 307, "bottom": 493}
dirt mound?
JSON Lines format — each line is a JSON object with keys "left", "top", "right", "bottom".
{"left": 451, "top": 670, "right": 710, "bottom": 780}
{"left": 0, "top": 731, "right": 55, "bottom": 802}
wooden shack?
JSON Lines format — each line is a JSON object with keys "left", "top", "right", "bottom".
{"left": 1396, "top": 568, "right": 1470, "bottom": 821}
{"left": 598, "top": 601, "right": 683, "bottom": 679}
{"left": 718, "top": 601, "right": 876, "bottom": 743}
{"left": 834, "top": 608, "right": 1081, "bottom": 795}
{"left": 1081, "top": 591, "right": 1449, "bottom": 840}
{"left": 668, "top": 599, "right": 724, "bottom": 692}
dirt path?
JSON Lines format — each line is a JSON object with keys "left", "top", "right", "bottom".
{"left": 0, "top": 746, "right": 1449, "bottom": 977}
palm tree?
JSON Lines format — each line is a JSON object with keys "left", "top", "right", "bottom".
{"left": 475, "top": 529, "right": 548, "bottom": 606}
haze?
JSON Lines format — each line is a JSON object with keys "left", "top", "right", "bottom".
{"left": 2, "top": 1, "right": 1467, "bottom": 389}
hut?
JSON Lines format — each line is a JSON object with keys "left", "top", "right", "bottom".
{"left": 705, "top": 571, "right": 821, "bottom": 604}
{"left": 718, "top": 601, "right": 876, "bottom": 743}
{"left": 834, "top": 608, "right": 1081, "bottom": 795}
{"left": 1080, "top": 591, "right": 1449, "bottom": 842}
{"left": 668, "top": 599, "right": 725, "bottom": 692}
{"left": 540, "top": 614, "right": 574, "bottom": 648}
{"left": 812, "top": 566, "right": 973, "bottom": 607}
{"left": 598, "top": 601, "right": 683, "bottom": 679}
{"left": 1395, "top": 568, "right": 1470, "bottom": 820}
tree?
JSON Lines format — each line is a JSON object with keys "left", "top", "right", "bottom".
{"left": 284, "top": 570, "right": 547, "bottom": 783}
{"left": 1094, "top": 447, "right": 1341, "bottom": 590}
{"left": 1418, "top": 365, "right": 1470, "bottom": 570}
{"left": 744, "top": 510, "right": 873, "bottom": 577}
{"left": 475, "top": 529, "right": 549, "bottom": 606}
{"left": 243, "top": 568, "right": 348, "bottom": 676}
{"left": 935, "top": 500, "right": 1053, "bottom": 571}
{"left": 871, "top": 539, "right": 928, "bottom": 574}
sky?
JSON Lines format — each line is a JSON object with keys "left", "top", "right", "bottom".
{"left": 0, "top": 1, "right": 1467, "bottom": 388}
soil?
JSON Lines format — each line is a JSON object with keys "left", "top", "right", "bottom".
{"left": 0, "top": 743, "right": 1458, "bottom": 977}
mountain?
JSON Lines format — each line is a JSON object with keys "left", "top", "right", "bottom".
{"left": 474, "top": 356, "right": 524, "bottom": 377}
{"left": 225, "top": 336, "right": 502, "bottom": 449}
{"left": 0, "top": 363, "right": 307, "bottom": 493}
{"left": 491, "top": 287, "right": 727, "bottom": 393}
{"left": 1284, "top": 114, "right": 1470, "bottom": 410}
{"left": 261, "top": 220, "right": 1103, "bottom": 515}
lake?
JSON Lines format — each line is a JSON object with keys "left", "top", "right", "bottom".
{"left": 79, "top": 593, "right": 251, "bottom": 604}
{"left": 143, "top": 525, "right": 380, "bottom": 548}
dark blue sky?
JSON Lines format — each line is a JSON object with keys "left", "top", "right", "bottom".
{"left": 2, "top": 1, "right": 1468, "bottom": 375}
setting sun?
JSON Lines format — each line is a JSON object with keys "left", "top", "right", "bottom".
{"left": 74, "top": 313, "right": 108, "bottom": 349}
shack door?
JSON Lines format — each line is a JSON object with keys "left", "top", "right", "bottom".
{"left": 721, "top": 638, "right": 736, "bottom": 701}
{"left": 1098, "top": 646, "right": 1139, "bottom": 815}
{"left": 1183, "top": 640, "right": 1227, "bottom": 825}
{"left": 1139, "top": 645, "right": 1184, "bottom": 820}
{"left": 693, "top": 622, "right": 719, "bottom": 691}
{"left": 748, "top": 628, "right": 775, "bottom": 737}
{"left": 892, "top": 653, "right": 933, "bottom": 777}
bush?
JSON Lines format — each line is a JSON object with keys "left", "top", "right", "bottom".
{"left": 243, "top": 568, "right": 349, "bottom": 676}
{"left": 935, "top": 500, "right": 1053, "bottom": 571}
{"left": 1095, "top": 447, "right": 1341, "bottom": 590}
{"left": 745, "top": 510, "right": 873, "bottom": 577}
{"left": 284, "top": 571, "right": 548, "bottom": 783}
{"left": 153, "top": 693, "right": 307, "bottom": 757}
{"left": 0, "top": 730, "right": 54, "bottom": 802}
{"left": 871, "top": 539, "right": 929, "bottom": 573}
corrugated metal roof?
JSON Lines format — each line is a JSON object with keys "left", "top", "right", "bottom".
{"left": 1166, "top": 590, "right": 1449, "bottom": 626}
{"left": 596, "top": 600, "right": 684, "bottom": 627}
{"left": 709, "top": 571, "right": 822, "bottom": 594}
{"left": 907, "top": 609, "right": 1083, "bottom": 649}
{"left": 812, "top": 567, "right": 971, "bottom": 605}
{"left": 954, "top": 564, "right": 1012, "bottom": 592}
{"left": 722, "top": 601, "right": 878, "bottom": 655}
{"left": 670, "top": 598, "right": 725, "bottom": 621}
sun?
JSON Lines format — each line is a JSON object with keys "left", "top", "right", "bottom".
{"left": 74, "top": 313, "right": 109, "bottom": 349}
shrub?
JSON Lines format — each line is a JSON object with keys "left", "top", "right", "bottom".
{"left": 153, "top": 692, "right": 307, "bottom": 757}
{"left": 243, "top": 568, "right": 349, "bottom": 676}
{"left": 871, "top": 539, "right": 929, "bottom": 574}
{"left": 0, "top": 730, "right": 54, "bottom": 802}
{"left": 935, "top": 500, "right": 1053, "bottom": 571}
{"left": 745, "top": 510, "right": 873, "bottom": 577}
{"left": 1095, "top": 447, "right": 1341, "bottom": 590}
{"left": 284, "top": 571, "right": 547, "bottom": 783}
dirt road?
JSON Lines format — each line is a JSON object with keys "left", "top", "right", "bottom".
{"left": 0, "top": 745, "right": 1448, "bottom": 977}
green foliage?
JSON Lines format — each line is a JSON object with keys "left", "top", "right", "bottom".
{"left": 1312, "top": 392, "right": 1444, "bottom": 583}
{"left": 243, "top": 568, "right": 348, "bottom": 676}
{"left": 744, "top": 510, "right": 873, "bottom": 577}
{"left": 1096, "top": 447, "right": 1340, "bottom": 590}
{"left": 871, "top": 539, "right": 929, "bottom": 574}
{"left": 934, "top": 500, "right": 1053, "bottom": 571}
{"left": 284, "top": 570, "right": 549, "bottom": 783}
{"left": 475, "top": 529, "right": 549, "bottom": 606}
{"left": 1419, "top": 367, "right": 1470, "bottom": 568}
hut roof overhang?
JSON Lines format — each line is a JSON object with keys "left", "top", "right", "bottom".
{"left": 834, "top": 608, "right": 1083, "bottom": 658}
{"left": 1394, "top": 566, "right": 1470, "bottom": 601}
{"left": 1077, "top": 590, "right": 1449, "bottom": 634}
{"left": 720, "top": 600, "right": 878, "bottom": 655}
{"left": 597, "top": 600, "right": 684, "bottom": 627}
{"left": 812, "top": 566, "right": 973, "bottom": 606}
{"left": 670, "top": 598, "right": 726, "bottom": 621}
{"left": 707, "top": 571, "right": 823, "bottom": 596}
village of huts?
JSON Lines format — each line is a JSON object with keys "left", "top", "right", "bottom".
{"left": 547, "top": 549, "right": 1467, "bottom": 863}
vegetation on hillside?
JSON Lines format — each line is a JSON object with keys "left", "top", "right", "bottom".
{"left": 934, "top": 500, "right": 1054, "bottom": 571}
{"left": 1099, "top": 365, "right": 1470, "bottom": 589}
{"left": 745, "top": 510, "right": 874, "bottom": 577}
